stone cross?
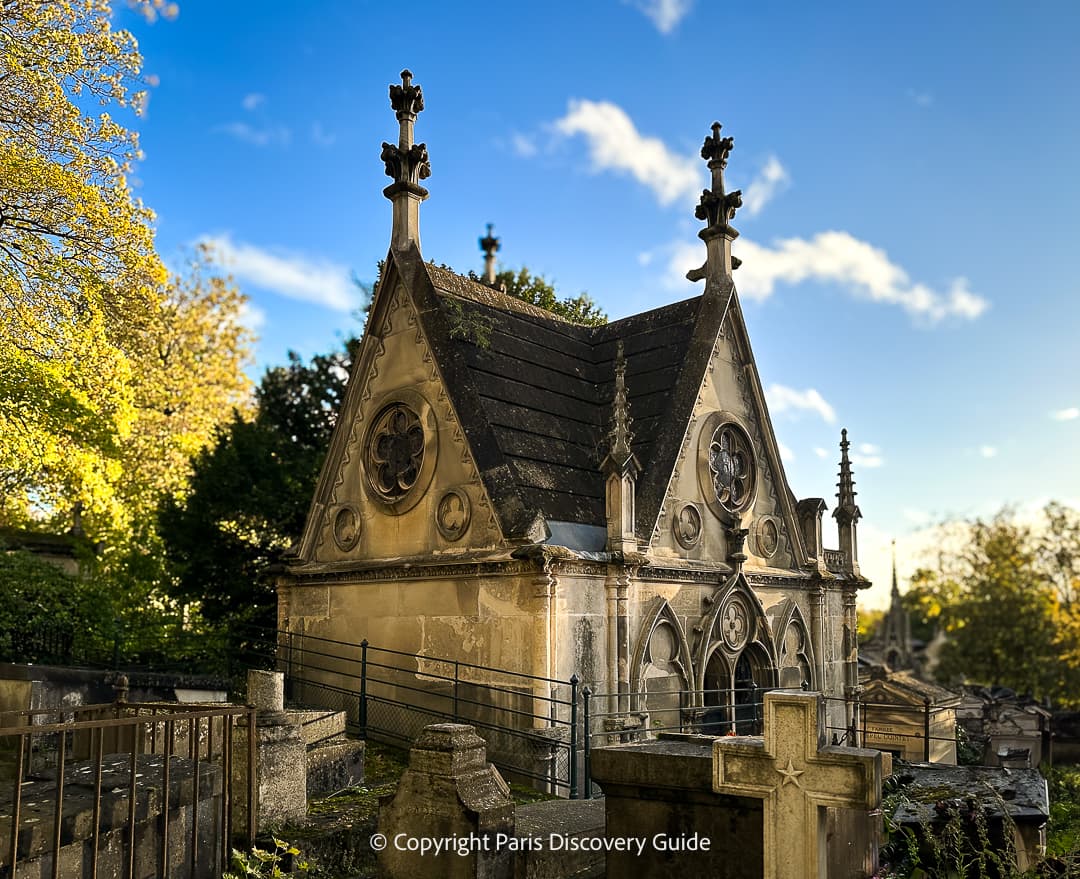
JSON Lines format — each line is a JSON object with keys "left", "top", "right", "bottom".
{"left": 712, "top": 690, "right": 886, "bottom": 879}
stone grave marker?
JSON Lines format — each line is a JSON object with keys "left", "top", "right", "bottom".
{"left": 712, "top": 689, "right": 888, "bottom": 879}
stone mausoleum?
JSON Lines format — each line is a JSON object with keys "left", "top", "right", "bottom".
{"left": 277, "top": 71, "right": 871, "bottom": 736}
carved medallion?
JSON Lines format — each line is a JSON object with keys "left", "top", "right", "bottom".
{"left": 673, "top": 503, "right": 703, "bottom": 549}
{"left": 720, "top": 596, "right": 750, "bottom": 652}
{"left": 331, "top": 504, "right": 362, "bottom": 552}
{"left": 751, "top": 515, "right": 780, "bottom": 559}
{"left": 436, "top": 489, "right": 471, "bottom": 541}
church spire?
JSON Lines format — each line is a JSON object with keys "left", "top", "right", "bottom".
{"left": 891, "top": 539, "right": 900, "bottom": 600}
{"left": 687, "top": 121, "right": 743, "bottom": 286}
{"left": 602, "top": 341, "right": 640, "bottom": 554}
{"left": 479, "top": 223, "right": 500, "bottom": 285}
{"left": 833, "top": 428, "right": 862, "bottom": 575}
{"left": 381, "top": 69, "right": 430, "bottom": 251}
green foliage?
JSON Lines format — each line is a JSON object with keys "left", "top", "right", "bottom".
{"left": 956, "top": 725, "right": 986, "bottom": 767}
{"left": 0, "top": 544, "right": 116, "bottom": 663}
{"left": 159, "top": 340, "right": 355, "bottom": 643}
{"left": 1045, "top": 766, "right": 1080, "bottom": 858}
{"left": 910, "top": 505, "right": 1080, "bottom": 708}
{"left": 224, "top": 838, "right": 314, "bottom": 878}
{"left": 492, "top": 267, "right": 607, "bottom": 326}
{"left": 443, "top": 296, "right": 493, "bottom": 347}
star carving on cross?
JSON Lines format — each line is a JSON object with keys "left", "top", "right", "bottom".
{"left": 777, "top": 759, "right": 805, "bottom": 788}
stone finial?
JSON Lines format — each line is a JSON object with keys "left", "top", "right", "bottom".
{"left": 382, "top": 69, "right": 430, "bottom": 251}
{"left": 687, "top": 121, "right": 742, "bottom": 285}
{"left": 834, "top": 428, "right": 860, "bottom": 520}
{"left": 479, "top": 223, "right": 500, "bottom": 285}
{"left": 602, "top": 341, "right": 637, "bottom": 476}
{"left": 833, "top": 428, "right": 862, "bottom": 576}
{"left": 389, "top": 68, "right": 424, "bottom": 121}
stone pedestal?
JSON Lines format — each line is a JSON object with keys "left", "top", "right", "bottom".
{"left": 243, "top": 670, "right": 306, "bottom": 826}
{"left": 378, "top": 723, "right": 515, "bottom": 879}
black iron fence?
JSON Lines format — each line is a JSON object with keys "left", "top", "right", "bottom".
{"left": 274, "top": 629, "right": 582, "bottom": 796}
{"left": 0, "top": 700, "right": 256, "bottom": 879}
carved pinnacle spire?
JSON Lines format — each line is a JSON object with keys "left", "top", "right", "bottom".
{"left": 687, "top": 121, "right": 742, "bottom": 285}
{"left": 834, "top": 428, "right": 861, "bottom": 521}
{"left": 479, "top": 223, "right": 500, "bottom": 285}
{"left": 891, "top": 539, "right": 900, "bottom": 599}
{"left": 602, "top": 341, "right": 638, "bottom": 476}
{"left": 381, "top": 69, "right": 430, "bottom": 251}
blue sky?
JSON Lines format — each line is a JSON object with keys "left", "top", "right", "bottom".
{"left": 118, "top": 1, "right": 1080, "bottom": 607}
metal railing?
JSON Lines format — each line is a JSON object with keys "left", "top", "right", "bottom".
{"left": 1, "top": 700, "right": 256, "bottom": 879}
{"left": 274, "top": 629, "right": 582, "bottom": 796}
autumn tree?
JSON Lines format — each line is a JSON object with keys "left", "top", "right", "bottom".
{"left": 1, "top": 2, "right": 250, "bottom": 539}
{"left": 912, "top": 505, "right": 1080, "bottom": 706}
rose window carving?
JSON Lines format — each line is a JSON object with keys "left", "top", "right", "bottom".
{"left": 708, "top": 423, "right": 755, "bottom": 514}
{"left": 366, "top": 404, "right": 425, "bottom": 502}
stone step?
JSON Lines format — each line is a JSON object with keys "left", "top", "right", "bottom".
{"left": 286, "top": 708, "right": 346, "bottom": 747}
{"left": 306, "top": 738, "right": 365, "bottom": 798}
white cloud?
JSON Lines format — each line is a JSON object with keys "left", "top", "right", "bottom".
{"left": 237, "top": 301, "right": 267, "bottom": 331}
{"left": 241, "top": 93, "right": 266, "bottom": 111}
{"left": 766, "top": 384, "right": 837, "bottom": 424}
{"left": 850, "top": 445, "right": 884, "bottom": 469}
{"left": 553, "top": 99, "right": 700, "bottom": 206}
{"left": 200, "top": 234, "right": 358, "bottom": 312}
{"left": 668, "top": 231, "right": 988, "bottom": 324}
{"left": 216, "top": 121, "right": 291, "bottom": 148}
{"left": 1051, "top": 407, "right": 1079, "bottom": 421}
{"left": 637, "top": 251, "right": 654, "bottom": 267}
{"left": 906, "top": 88, "right": 934, "bottom": 108}
{"left": 510, "top": 133, "right": 538, "bottom": 158}
{"left": 814, "top": 447, "right": 828, "bottom": 459}
{"left": 311, "top": 122, "right": 336, "bottom": 147}
{"left": 624, "top": 0, "right": 693, "bottom": 33}
{"left": 742, "top": 155, "right": 790, "bottom": 217}
{"left": 778, "top": 441, "right": 795, "bottom": 462}
{"left": 979, "top": 445, "right": 998, "bottom": 458}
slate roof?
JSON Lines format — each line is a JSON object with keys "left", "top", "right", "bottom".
{"left": 421, "top": 259, "right": 702, "bottom": 532}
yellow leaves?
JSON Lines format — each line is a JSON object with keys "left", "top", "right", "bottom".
{"left": 0, "top": 0, "right": 254, "bottom": 545}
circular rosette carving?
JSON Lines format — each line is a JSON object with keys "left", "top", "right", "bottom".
{"left": 673, "top": 503, "right": 703, "bottom": 550}
{"left": 697, "top": 413, "right": 756, "bottom": 522}
{"left": 720, "top": 595, "right": 750, "bottom": 652}
{"left": 362, "top": 390, "right": 438, "bottom": 515}
{"left": 750, "top": 515, "right": 780, "bottom": 560}
{"left": 331, "top": 504, "right": 363, "bottom": 552}
{"left": 436, "top": 489, "right": 471, "bottom": 542}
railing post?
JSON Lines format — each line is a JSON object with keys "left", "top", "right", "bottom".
{"left": 359, "top": 639, "right": 369, "bottom": 740}
{"left": 582, "top": 687, "right": 592, "bottom": 800}
{"left": 453, "top": 660, "right": 460, "bottom": 722}
{"left": 569, "top": 674, "right": 579, "bottom": 799}
{"left": 923, "top": 697, "right": 932, "bottom": 762}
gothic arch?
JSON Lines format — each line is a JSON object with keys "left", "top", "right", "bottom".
{"left": 772, "top": 599, "right": 816, "bottom": 690}
{"left": 630, "top": 598, "right": 695, "bottom": 712}
{"left": 693, "top": 572, "right": 778, "bottom": 697}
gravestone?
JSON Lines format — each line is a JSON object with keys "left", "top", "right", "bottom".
{"left": 378, "top": 723, "right": 515, "bottom": 879}
{"left": 712, "top": 689, "right": 887, "bottom": 879}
